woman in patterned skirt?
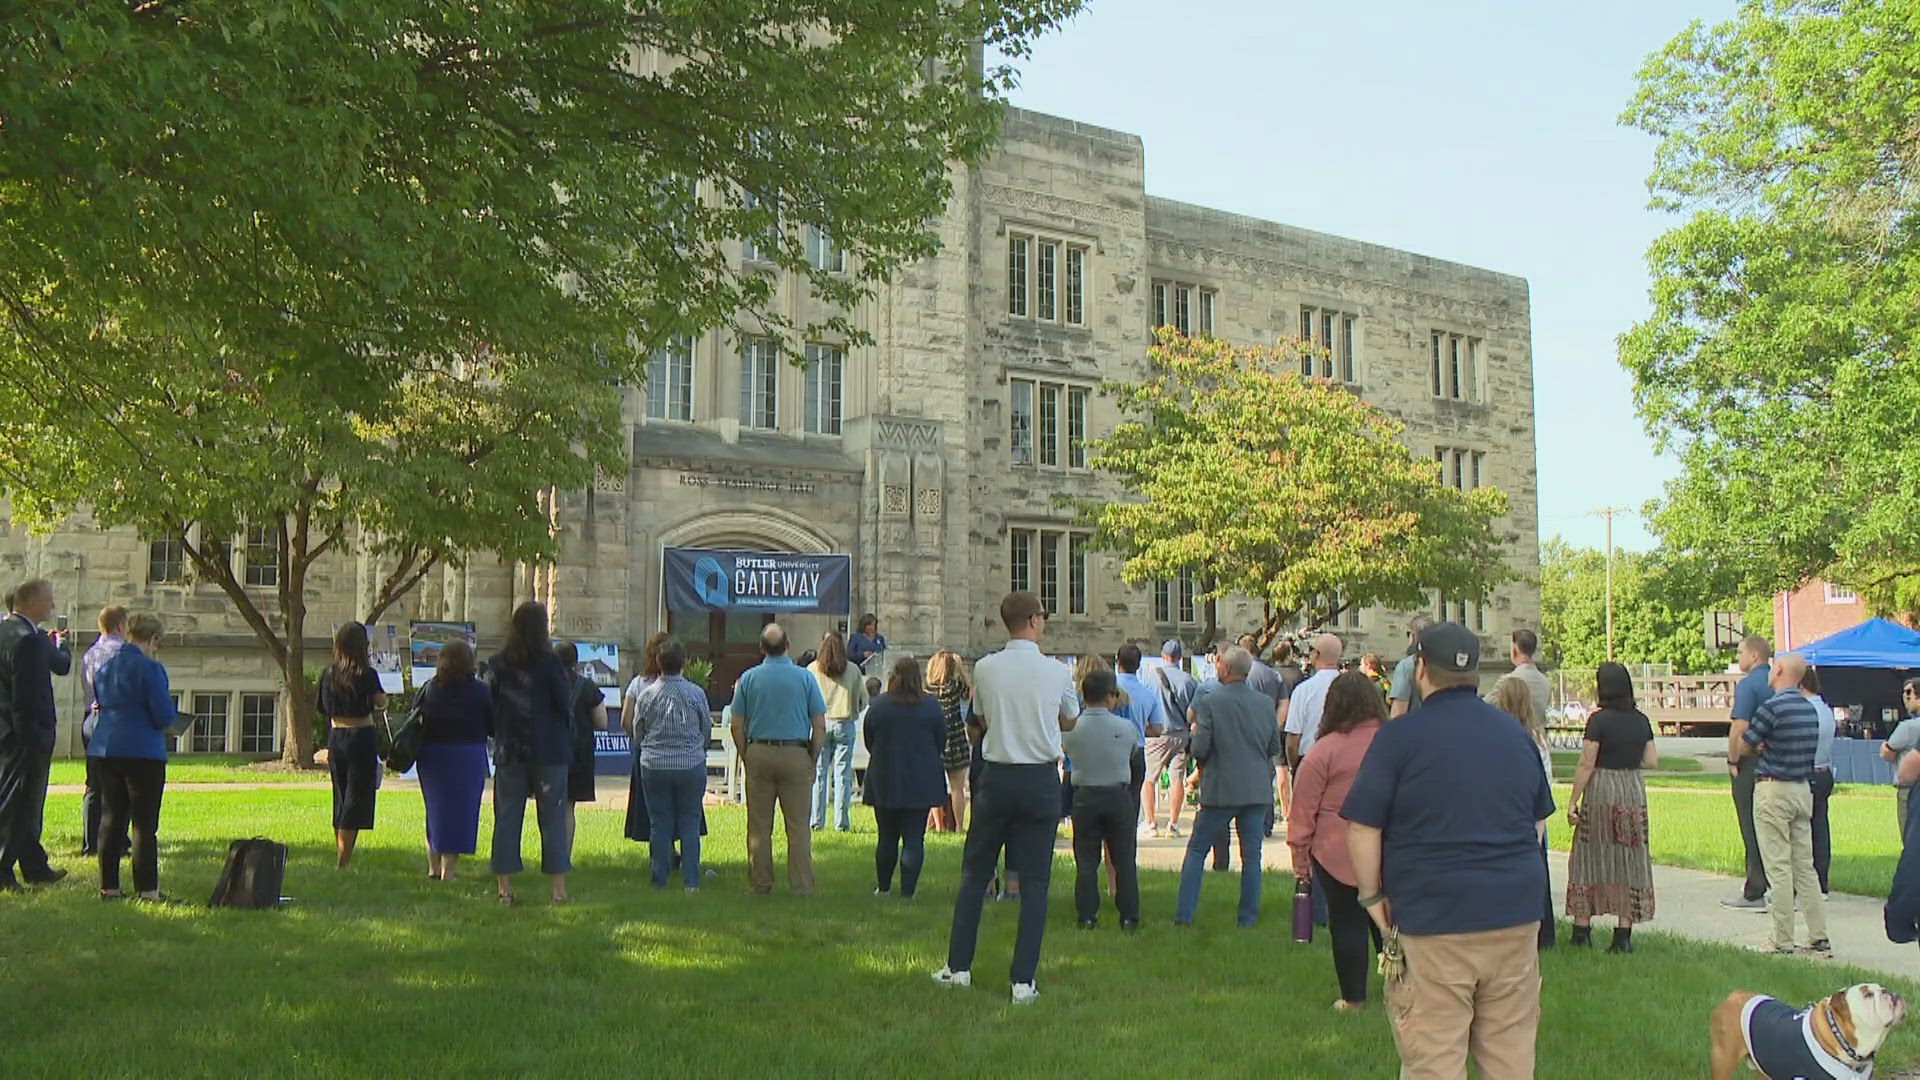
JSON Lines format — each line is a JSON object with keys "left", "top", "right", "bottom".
{"left": 926, "top": 650, "right": 972, "bottom": 832}
{"left": 1564, "top": 662, "right": 1658, "bottom": 954}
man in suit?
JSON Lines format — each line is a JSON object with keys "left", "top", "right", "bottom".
{"left": 0, "top": 577, "right": 73, "bottom": 890}
{"left": 1173, "top": 646, "right": 1282, "bottom": 928}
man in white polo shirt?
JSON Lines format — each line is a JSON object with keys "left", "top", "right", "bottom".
{"left": 1282, "top": 632, "right": 1343, "bottom": 768}
{"left": 934, "top": 591, "right": 1078, "bottom": 1005}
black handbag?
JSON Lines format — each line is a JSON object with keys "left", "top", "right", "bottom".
{"left": 384, "top": 688, "right": 428, "bottom": 773}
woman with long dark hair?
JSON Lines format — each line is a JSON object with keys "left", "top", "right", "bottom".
{"left": 415, "top": 639, "right": 491, "bottom": 881}
{"left": 1565, "top": 662, "right": 1658, "bottom": 953}
{"left": 623, "top": 631, "right": 670, "bottom": 843}
{"left": 316, "top": 622, "right": 387, "bottom": 869}
{"left": 484, "top": 601, "right": 575, "bottom": 904}
{"left": 557, "top": 642, "right": 605, "bottom": 847}
{"left": 1287, "top": 671, "right": 1387, "bottom": 1011}
{"left": 808, "top": 630, "right": 869, "bottom": 832}
{"left": 862, "top": 657, "right": 947, "bottom": 897}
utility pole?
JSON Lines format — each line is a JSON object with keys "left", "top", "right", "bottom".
{"left": 1590, "top": 507, "right": 1632, "bottom": 662}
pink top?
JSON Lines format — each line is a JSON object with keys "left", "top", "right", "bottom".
{"left": 1287, "top": 719, "right": 1382, "bottom": 886}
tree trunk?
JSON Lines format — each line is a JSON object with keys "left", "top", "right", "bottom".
{"left": 280, "top": 647, "right": 315, "bottom": 768}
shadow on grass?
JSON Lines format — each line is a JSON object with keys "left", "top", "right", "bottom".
{"left": 2, "top": 790, "right": 1916, "bottom": 1077}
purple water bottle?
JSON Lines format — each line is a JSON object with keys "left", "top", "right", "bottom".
{"left": 1291, "top": 877, "right": 1313, "bottom": 943}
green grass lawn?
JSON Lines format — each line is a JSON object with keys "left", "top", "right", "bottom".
{"left": 47, "top": 755, "right": 317, "bottom": 786}
{"left": 1549, "top": 750, "right": 1702, "bottom": 783}
{"left": 1, "top": 789, "right": 1913, "bottom": 1077}
{"left": 1548, "top": 783, "right": 1903, "bottom": 898}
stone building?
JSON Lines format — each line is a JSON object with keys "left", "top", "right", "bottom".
{"left": 4, "top": 107, "right": 1539, "bottom": 756}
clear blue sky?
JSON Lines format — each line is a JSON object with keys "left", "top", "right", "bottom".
{"left": 995, "top": 0, "right": 1733, "bottom": 552}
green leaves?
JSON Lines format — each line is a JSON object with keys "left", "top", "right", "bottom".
{"left": 1084, "top": 330, "right": 1514, "bottom": 640}
{"left": 1623, "top": 0, "right": 1920, "bottom": 617}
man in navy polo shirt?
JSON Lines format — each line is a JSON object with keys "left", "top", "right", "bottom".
{"left": 1343, "top": 622, "right": 1553, "bottom": 1079}
{"left": 1737, "top": 652, "right": 1829, "bottom": 955}
{"left": 729, "top": 623, "right": 827, "bottom": 895}
{"left": 1723, "top": 634, "right": 1775, "bottom": 911}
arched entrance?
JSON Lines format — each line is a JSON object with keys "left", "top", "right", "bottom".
{"left": 655, "top": 509, "right": 846, "bottom": 705}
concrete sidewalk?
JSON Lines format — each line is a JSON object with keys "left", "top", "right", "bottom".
{"left": 1108, "top": 827, "right": 1920, "bottom": 983}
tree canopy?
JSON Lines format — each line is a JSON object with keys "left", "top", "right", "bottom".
{"left": 1085, "top": 330, "right": 1513, "bottom": 648}
{"left": 1538, "top": 538, "right": 1772, "bottom": 674}
{"left": 0, "top": 1, "right": 1081, "bottom": 762}
{"left": 1621, "top": 0, "right": 1920, "bottom": 618}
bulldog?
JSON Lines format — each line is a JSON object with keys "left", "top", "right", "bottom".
{"left": 1711, "top": 983, "right": 1906, "bottom": 1079}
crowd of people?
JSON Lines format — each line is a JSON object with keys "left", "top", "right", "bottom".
{"left": 0, "top": 572, "right": 1898, "bottom": 1077}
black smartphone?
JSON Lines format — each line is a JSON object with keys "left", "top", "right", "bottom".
{"left": 55, "top": 615, "right": 67, "bottom": 633}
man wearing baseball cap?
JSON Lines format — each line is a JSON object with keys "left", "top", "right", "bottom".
{"left": 1141, "top": 640, "right": 1197, "bottom": 838}
{"left": 1341, "top": 622, "right": 1554, "bottom": 1078}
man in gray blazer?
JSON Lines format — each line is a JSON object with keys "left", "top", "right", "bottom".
{"left": 1173, "top": 646, "right": 1281, "bottom": 927}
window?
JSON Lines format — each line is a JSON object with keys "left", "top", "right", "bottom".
{"left": 1009, "top": 380, "right": 1033, "bottom": 465}
{"left": 239, "top": 693, "right": 277, "bottom": 754}
{"left": 1435, "top": 447, "right": 1487, "bottom": 491}
{"left": 1039, "top": 530, "right": 1061, "bottom": 615}
{"left": 802, "top": 344, "right": 843, "bottom": 435}
{"left": 1825, "top": 583, "right": 1859, "bottom": 604}
{"left": 739, "top": 338, "right": 778, "bottom": 430}
{"left": 1010, "top": 233, "right": 1088, "bottom": 326}
{"left": 1038, "top": 385, "right": 1059, "bottom": 467}
{"left": 1036, "top": 241, "right": 1058, "bottom": 321}
{"left": 149, "top": 538, "right": 185, "bottom": 584}
{"left": 1301, "top": 306, "right": 1359, "bottom": 383}
{"left": 1009, "top": 377, "right": 1093, "bottom": 469}
{"left": 1152, "top": 280, "right": 1212, "bottom": 337}
{"left": 187, "top": 692, "right": 230, "bottom": 753}
{"left": 1011, "top": 529, "right": 1092, "bottom": 614}
{"left": 647, "top": 335, "right": 695, "bottom": 422}
{"left": 1431, "top": 331, "right": 1483, "bottom": 401}
{"left": 1067, "top": 389, "right": 1088, "bottom": 469}
{"left": 805, "top": 226, "right": 843, "bottom": 272}
{"left": 1474, "top": 602, "right": 1487, "bottom": 632}
{"left": 1177, "top": 568, "right": 1197, "bottom": 625}
{"left": 741, "top": 190, "right": 777, "bottom": 264}
{"left": 1007, "top": 235, "right": 1030, "bottom": 317}
{"left": 1010, "top": 528, "right": 1034, "bottom": 594}
{"left": 1154, "top": 580, "right": 1172, "bottom": 623}
{"left": 1068, "top": 535, "right": 1088, "bottom": 616}
{"left": 243, "top": 525, "right": 279, "bottom": 588}
{"left": 1065, "top": 247, "right": 1086, "bottom": 326}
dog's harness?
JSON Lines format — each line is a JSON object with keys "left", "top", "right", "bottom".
{"left": 1741, "top": 995, "right": 1874, "bottom": 1079}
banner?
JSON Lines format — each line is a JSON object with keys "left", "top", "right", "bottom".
{"left": 410, "top": 621, "right": 477, "bottom": 687}
{"left": 662, "top": 546, "right": 852, "bottom": 615}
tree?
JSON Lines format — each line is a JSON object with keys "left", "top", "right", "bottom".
{"left": 1537, "top": 538, "right": 1771, "bottom": 673}
{"left": 1085, "top": 330, "right": 1514, "bottom": 649}
{"left": 0, "top": 1, "right": 1082, "bottom": 764}
{"left": 1621, "top": 0, "right": 1920, "bottom": 616}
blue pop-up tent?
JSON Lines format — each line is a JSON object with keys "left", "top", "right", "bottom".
{"left": 1796, "top": 617, "right": 1920, "bottom": 668}
{"left": 1793, "top": 618, "right": 1920, "bottom": 778}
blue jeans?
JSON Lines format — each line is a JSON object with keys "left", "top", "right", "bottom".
{"left": 489, "top": 762, "right": 571, "bottom": 876}
{"left": 811, "top": 720, "right": 857, "bottom": 831}
{"left": 640, "top": 764, "right": 706, "bottom": 889}
{"left": 1176, "top": 804, "right": 1266, "bottom": 927}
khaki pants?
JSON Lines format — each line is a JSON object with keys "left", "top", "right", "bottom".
{"left": 745, "top": 743, "right": 815, "bottom": 894}
{"left": 1386, "top": 922, "right": 1540, "bottom": 1080}
{"left": 1754, "top": 777, "right": 1828, "bottom": 951}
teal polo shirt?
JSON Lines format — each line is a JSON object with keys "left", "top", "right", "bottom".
{"left": 733, "top": 655, "right": 827, "bottom": 741}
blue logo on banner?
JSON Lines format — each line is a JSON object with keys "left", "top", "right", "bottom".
{"left": 694, "top": 556, "right": 730, "bottom": 606}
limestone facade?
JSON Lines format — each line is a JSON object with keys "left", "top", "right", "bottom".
{"left": 4, "top": 108, "right": 1539, "bottom": 756}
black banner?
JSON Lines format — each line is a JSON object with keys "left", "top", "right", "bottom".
{"left": 662, "top": 546, "right": 851, "bottom": 615}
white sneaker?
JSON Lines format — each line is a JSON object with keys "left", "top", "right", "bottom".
{"left": 931, "top": 967, "right": 971, "bottom": 988}
{"left": 1167, "top": 822, "right": 1183, "bottom": 838}
{"left": 1011, "top": 982, "right": 1039, "bottom": 1005}
{"left": 1138, "top": 822, "right": 1156, "bottom": 838}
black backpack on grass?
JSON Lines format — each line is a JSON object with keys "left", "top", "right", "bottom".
{"left": 208, "top": 838, "right": 287, "bottom": 908}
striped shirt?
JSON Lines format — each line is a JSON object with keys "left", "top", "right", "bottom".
{"left": 1743, "top": 688, "right": 1821, "bottom": 781}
